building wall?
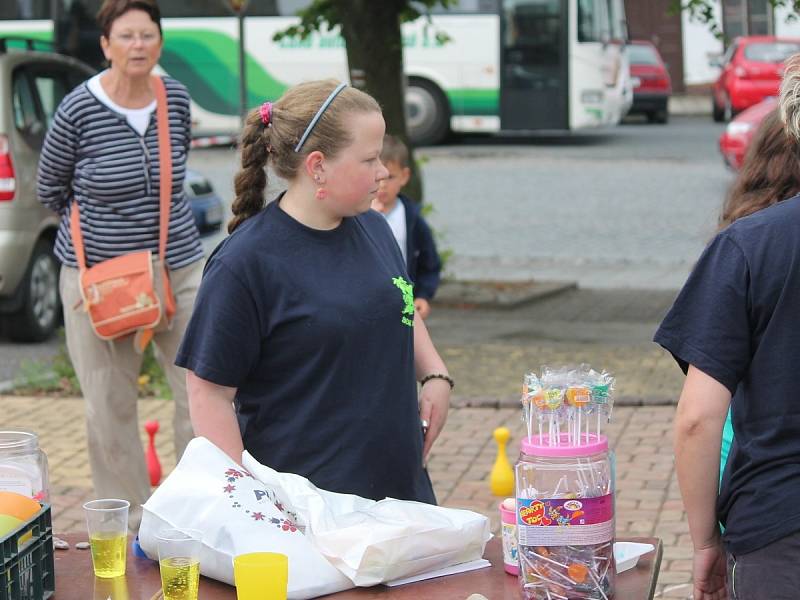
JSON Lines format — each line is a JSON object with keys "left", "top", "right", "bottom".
{"left": 624, "top": 0, "right": 685, "bottom": 92}
{"left": 682, "top": 0, "right": 724, "bottom": 87}
{"left": 774, "top": 5, "right": 800, "bottom": 36}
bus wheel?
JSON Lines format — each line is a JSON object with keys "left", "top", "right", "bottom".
{"left": 406, "top": 78, "right": 450, "bottom": 146}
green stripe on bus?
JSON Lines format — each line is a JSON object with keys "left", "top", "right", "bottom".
{"left": 162, "top": 29, "right": 288, "bottom": 115}
{"left": 447, "top": 88, "right": 499, "bottom": 116}
{"left": 0, "top": 30, "right": 53, "bottom": 42}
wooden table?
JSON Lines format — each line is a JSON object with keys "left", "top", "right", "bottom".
{"left": 53, "top": 534, "right": 662, "bottom": 599}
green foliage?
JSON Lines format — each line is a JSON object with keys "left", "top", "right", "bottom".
{"left": 674, "top": 0, "right": 800, "bottom": 40}
{"left": 272, "top": 0, "right": 458, "bottom": 42}
{"left": 12, "top": 330, "right": 171, "bottom": 399}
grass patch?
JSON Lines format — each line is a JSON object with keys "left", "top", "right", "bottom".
{"left": 12, "top": 329, "right": 172, "bottom": 398}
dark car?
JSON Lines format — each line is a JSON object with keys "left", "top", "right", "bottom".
{"left": 627, "top": 40, "right": 672, "bottom": 124}
{"left": 184, "top": 169, "right": 224, "bottom": 236}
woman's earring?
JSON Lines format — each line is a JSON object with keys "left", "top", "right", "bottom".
{"left": 316, "top": 187, "right": 328, "bottom": 200}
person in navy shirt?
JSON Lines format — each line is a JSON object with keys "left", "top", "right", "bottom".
{"left": 371, "top": 135, "right": 441, "bottom": 319}
{"left": 655, "top": 56, "right": 800, "bottom": 600}
{"left": 176, "top": 80, "right": 452, "bottom": 503}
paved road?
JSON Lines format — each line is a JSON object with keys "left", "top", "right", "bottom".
{"left": 191, "top": 116, "right": 731, "bottom": 288}
{"left": 0, "top": 116, "right": 729, "bottom": 383}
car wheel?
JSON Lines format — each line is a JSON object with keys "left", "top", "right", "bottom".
{"left": 653, "top": 109, "right": 668, "bottom": 124}
{"left": 723, "top": 95, "right": 734, "bottom": 122}
{"left": 712, "top": 96, "right": 724, "bottom": 122}
{"left": 406, "top": 78, "right": 450, "bottom": 146}
{"left": 7, "top": 239, "right": 61, "bottom": 343}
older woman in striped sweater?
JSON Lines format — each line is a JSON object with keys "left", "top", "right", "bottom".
{"left": 37, "top": 0, "right": 203, "bottom": 531}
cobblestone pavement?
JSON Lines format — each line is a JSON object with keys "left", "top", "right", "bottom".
{"left": 0, "top": 287, "right": 693, "bottom": 598}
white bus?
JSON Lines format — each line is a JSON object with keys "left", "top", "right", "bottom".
{"left": 1, "top": 0, "right": 632, "bottom": 145}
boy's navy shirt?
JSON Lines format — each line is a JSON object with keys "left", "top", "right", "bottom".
{"left": 654, "top": 194, "right": 800, "bottom": 555}
{"left": 398, "top": 194, "right": 441, "bottom": 300}
{"left": 176, "top": 199, "right": 435, "bottom": 504}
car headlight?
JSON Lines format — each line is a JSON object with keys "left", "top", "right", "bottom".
{"left": 726, "top": 122, "right": 753, "bottom": 136}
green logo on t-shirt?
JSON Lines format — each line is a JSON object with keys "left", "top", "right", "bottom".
{"left": 392, "top": 276, "right": 415, "bottom": 327}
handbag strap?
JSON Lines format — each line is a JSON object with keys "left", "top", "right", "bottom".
{"left": 70, "top": 74, "right": 173, "bottom": 271}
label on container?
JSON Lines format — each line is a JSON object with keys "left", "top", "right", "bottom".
{"left": 517, "top": 495, "right": 613, "bottom": 546}
{"left": 501, "top": 522, "right": 518, "bottom": 566}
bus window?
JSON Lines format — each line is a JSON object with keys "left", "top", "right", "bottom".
{"left": 577, "top": 0, "right": 610, "bottom": 43}
{"left": 423, "top": 0, "right": 499, "bottom": 15}
{"left": 1, "top": 0, "right": 51, "bottom": 20}
{"left": 275, "top": 0, "right": 314, "bottom": 16}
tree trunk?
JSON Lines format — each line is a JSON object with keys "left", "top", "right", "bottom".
{"left": 334, "top": 0, "right": 424, "bottom": 201}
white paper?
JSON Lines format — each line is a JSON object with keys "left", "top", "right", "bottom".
{"left": 614, "top": 542, "right": 655, "bottom": 574}
{"left": 384, "top": 559, "right": 492, "bottom": 587}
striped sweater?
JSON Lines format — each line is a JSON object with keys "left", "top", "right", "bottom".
{"left": 37, "top": 76, "right": 204, "bottom": 270}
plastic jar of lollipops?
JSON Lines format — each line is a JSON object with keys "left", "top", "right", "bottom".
{"left": 515, "top": 433, "right": 615, "bottom": 600}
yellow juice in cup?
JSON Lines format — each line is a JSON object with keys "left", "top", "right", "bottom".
{"left": 159, "top": 557, "right": 200, "bottom": 600}
{"left": 89, "top": 532, "right": 127, "bottom": 578}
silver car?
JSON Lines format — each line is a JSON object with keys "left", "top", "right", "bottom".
{"left": 0, "top": 38, "right": 93, "bottom": 341}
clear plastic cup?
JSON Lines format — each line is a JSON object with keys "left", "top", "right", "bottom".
{"left": 83, "top": 499, "right": 130, "bottom": 578}
{"left": 156, "top": 528, "right": 203, "bottom": 600}
{"left": 233, "top": 552, "right": 288, "bottom": 600}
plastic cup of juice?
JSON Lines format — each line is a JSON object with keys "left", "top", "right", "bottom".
{"left": 233, "top": 552, "right": 288, "bottom": 600}
{"left": 156, "top": 528, "right": 203, "bottom": 600}
{"left": 83, "top": 499, "right": 130, "bottom": 578}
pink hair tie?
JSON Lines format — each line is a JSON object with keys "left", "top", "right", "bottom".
{"left": 259, "top": 102, "right": 273, "bottom": 127}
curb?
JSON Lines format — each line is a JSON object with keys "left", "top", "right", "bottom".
{"left": 433, "top": 280, "right": 576, "bottom": 310}
{"left": 668, "top": 94, "right": 711, "bottom": 116}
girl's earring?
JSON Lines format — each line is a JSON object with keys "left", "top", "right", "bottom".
{"left": 316, "top": 187, "right": 328, "bottom": 200}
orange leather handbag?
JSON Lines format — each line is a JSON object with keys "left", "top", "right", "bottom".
{"left": 70, "top": 75, "right": 176, "bottom": 352}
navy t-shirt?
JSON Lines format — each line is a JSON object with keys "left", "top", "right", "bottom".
{"left": 654, "top": 195, "right": 800, "bottom": 555}
{"left": 176, "top": 199, "right": 435, "bottom": 504}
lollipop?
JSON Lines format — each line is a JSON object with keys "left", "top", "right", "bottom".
{"left": 543, "top": 388, "right": 564, "bottom": 446}
{"left": 591, "top": 372, "right": 615, "bottom": 439}
{"left": 566, "top": 386, "right": 591, "bottom": 445}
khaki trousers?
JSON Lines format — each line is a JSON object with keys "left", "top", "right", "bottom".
{"left": 59, "top": 260, "right": 203, "bottom": 530}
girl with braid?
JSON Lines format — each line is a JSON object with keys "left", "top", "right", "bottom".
{"left": 176, "top": 80, "right": 450, "bottom": 502}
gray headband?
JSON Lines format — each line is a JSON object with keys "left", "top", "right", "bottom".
{"left": 294, "top": 82, "right": 348, "bottom": 153}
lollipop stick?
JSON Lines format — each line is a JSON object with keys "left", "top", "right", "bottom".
{"left": 587, "top": 566, "right": 610, "bottom": 600}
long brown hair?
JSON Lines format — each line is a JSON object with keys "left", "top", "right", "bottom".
{"left": 719, "top": 108, "right": 800, "bottom": 230}
{"left": 229, "top": 80, "right": 381, "bottom": 233}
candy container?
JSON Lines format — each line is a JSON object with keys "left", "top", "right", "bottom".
{"left": 516, "top": 366, "right": 616, "bottom": 599}
{"left": 516, "top": 434, "right": 616, "bottom": 599}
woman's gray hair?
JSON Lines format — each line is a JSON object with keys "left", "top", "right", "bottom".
{"left": 780, "top": 53, "right": 800, "bottom": 141}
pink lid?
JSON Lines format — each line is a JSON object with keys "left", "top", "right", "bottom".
{"left": 520, "top": 433, "right": 608, "bottom": 457}
{"left": 499, "top": 501, "right": 516, "bottom": 524}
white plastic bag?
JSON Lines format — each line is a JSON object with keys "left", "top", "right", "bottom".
{"left": 139, "top": 438, "right": 353, "bottom": 599}
{"left": 139, "top": 437, "right": 491, "bottom": 597}
{"left": 242, "top": 452, "right": 492, "bottom": 586}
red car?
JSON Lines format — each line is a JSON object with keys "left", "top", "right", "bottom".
{"left": 712, "top": 36, "right": 800, "bottom": 122}
{"left": 718, "top": 96, "right": 776, "bottom": 170}
{"left": 627, "top": 40, "right": 672, "bottom": 123}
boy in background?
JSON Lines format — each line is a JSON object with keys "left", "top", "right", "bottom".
{"left": 372, "top": 135, "right": 442, "bottom": 319}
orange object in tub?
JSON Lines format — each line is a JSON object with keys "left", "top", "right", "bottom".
{"left": 0, "top": 491, "right": 41, "bottom": 521}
